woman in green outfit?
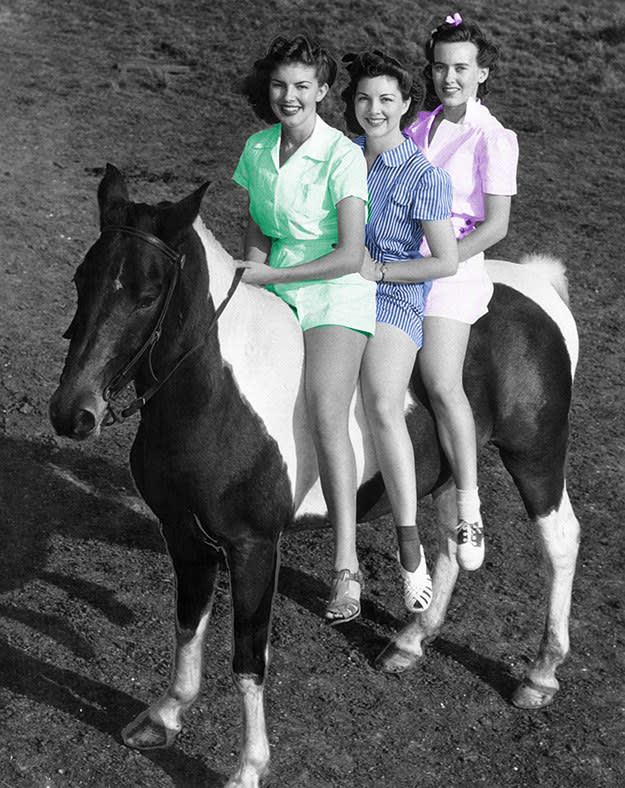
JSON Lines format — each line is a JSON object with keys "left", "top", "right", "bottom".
{"left": 234, "top": 35, "right": 375, "bottom": 624}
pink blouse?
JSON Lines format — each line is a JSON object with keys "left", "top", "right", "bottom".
{"left": 404, "top": 97, "right": 519, "bottom": 243}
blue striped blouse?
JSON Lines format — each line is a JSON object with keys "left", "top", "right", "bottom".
{"left": 354, "top": 135, "right": 453, "bottom": 263}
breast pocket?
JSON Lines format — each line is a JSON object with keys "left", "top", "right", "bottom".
{"left": 388, "top": 186, "right": 411, "bottom": 210}
{"left": 290, "top": 182, "right": 329, "bottom": 235}
{"left": 383, "top": 187, "right": 414, "bottom": 245}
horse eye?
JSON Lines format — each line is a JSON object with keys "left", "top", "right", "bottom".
{"left": 136, "top": 292, "right": 159, "bottom": 310}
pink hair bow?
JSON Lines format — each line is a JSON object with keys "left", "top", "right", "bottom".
{"left": 445, "top": 12, "right": 463, "bottom": 26}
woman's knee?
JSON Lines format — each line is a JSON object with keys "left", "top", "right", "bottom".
{"left": 307, "top": 396, "right": 349, "bottom": 442}
{"left": 363, "top": 390, "right": 404, "bottom": 431}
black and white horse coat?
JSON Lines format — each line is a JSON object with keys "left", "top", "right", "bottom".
{"left": 49, "top": 168, "right": 580, "bottom": 788}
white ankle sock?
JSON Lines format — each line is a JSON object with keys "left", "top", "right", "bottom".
{"left": 457, "top": 487, "right": 481, "bottom": 523}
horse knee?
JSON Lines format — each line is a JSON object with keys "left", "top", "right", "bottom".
{"left": 536, "top": 490, "right": 580, "bottom": 570}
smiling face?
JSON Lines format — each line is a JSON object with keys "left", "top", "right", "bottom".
{"left": 431, "top": 41, "right": 489, "bottom": 120}
{"left": 354, "top": 74, "right": 410, "bottom": 146}
{"left": 268, "top": 62, "right": 328, "bottom": 137}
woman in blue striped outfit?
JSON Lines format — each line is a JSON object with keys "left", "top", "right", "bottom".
{"left": 341, "top": 51, "right": 458, "bottom": 614}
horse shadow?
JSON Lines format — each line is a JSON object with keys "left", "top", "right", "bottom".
{"left": 0, "top": 638, "right": 223, "bottom": 786}
{"left": 0, "top": 435, "right": 164, "bottom": 595}
{"left": 0, "top": 435, "right": 227, "bottom": 785}
{"left": 277, "top": 542, "right": 518, "bottom": 701}
{"left": 429, "top": 636, "right": 520, "bottom": 701}
{"left": 0, "top": 432, "right": 517, "bottom": 780}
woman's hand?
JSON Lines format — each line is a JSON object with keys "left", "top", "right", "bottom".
{"left": 359, "top": 247, "right": 378, "bottom": 282}
{"left": 235, "top": 260, "right": 275, "bottom": 285}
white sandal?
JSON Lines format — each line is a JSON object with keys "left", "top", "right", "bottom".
{"left": 397, "top": 545, "right": 432, "bottom": 612}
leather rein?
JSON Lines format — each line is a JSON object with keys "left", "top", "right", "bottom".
{"left": 100, "top": 225, "right": 243, "bottom": 422}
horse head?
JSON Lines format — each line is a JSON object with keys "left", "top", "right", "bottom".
{"left": 50, "top": 164, "right": 209, "bottom": 439}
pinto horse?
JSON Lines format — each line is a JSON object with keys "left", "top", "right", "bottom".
{"left": 50, "top": 165, "right": 580, "bottom": 788}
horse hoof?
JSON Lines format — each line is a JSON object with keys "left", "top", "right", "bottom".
{"left": 121, "top": 709, "right": 180, "bottom": 750}
{"left": 224, "top": 765, "right": 270, "bottom": 788}
{"left": 511, "top": 678, "right": 558, "bottom": 710}
{"left": 375, "top": 642, "right": 419, "bottom": 674}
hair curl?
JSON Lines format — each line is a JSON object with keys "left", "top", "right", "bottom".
{"left": 423, "top": 19, "right": 499, "bottom": 110}
{"left": 239, "top": 35, "right": 337, "bottom": 124}
{"left": 340, "top": 50, "right": 423, "bottom": 135}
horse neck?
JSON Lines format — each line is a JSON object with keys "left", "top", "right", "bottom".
{"left": 192, "top": 217, "right": 238, "bottom": 308}
{"left": 134, "top": 219, "right": 232, "bottom": 399}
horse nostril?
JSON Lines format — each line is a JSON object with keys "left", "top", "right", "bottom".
{"left": 74, "top": 408, "right": 97, "bottom": 438}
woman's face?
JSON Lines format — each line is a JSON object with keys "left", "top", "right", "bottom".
{"left": 269, "top": 62, "right": 328, "bottom": 134}
{"left": 354, "top": 75, "right": 410, "bottom": 141}
{"left": 431, "top": 41, "right": 489, "bottom": 114}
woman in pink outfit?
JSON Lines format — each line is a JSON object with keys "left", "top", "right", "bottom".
{"left": 404, "top": 14, "right": 519, "bottom": 571}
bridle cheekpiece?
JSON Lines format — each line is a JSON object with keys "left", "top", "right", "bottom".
{"left": 99, "top": 224, "right": 242, "bottom": 422}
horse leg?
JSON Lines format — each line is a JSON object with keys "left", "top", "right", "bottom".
{"left": 224, "top": 535, "right": 280, "bottom": 788}
{"left": 512, "top": 484, "right": 580, "bottom": 708}
{"left": 122, "top": 520, "right": 220, "bottom": 749}
{"left": 377, "top": 479, "right": 461, "bottom": 672}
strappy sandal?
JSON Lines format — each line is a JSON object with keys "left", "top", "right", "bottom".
{"left": 325, "top": 568, "right": 363, "bottom": 625}
{"left": 398, "top": 545, "right": 432, "bottom": 613}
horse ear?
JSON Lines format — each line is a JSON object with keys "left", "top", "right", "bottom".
{"left": 160, "top": 181, "right": 211, "bottom": 239}
{"left": 98, "top": 164, "right": 129, "bottom": 228}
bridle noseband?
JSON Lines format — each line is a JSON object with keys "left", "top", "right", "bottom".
{"left": 99, "top": 225, "right": 243, "bottom": 422}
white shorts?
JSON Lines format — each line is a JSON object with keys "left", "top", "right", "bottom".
{"left": 424, "top": 252, "right": 494, "bottom": 324}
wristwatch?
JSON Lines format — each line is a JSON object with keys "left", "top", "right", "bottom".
{"left": 378, "top": 262, "right": 388, "bottom": 282}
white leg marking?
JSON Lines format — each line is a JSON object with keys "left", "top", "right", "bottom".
{"left": 377, "top": 480, "right": 461, "bottom": 671}
{"left": 122, "top": 608, "right": 211, "bottom": 748}
{"left": 513, "top": 485, "right": 580, "bottom": 708}
{"left": 533, "top": 486, "right": 580, "bottom": 681}
{"left": 226, "top": 676, "right": 270, "bottom": 788}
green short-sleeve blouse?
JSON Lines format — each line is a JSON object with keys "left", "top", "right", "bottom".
{"left": 233, "top": 116, "right": 368, "bottom": 271}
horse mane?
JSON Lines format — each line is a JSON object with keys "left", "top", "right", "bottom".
{"left": 518, "top": 253, "right": 570, "bottom": 305}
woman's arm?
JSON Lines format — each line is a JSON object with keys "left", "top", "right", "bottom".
{"left": 457, "top": 194, "right": 511, "bottom": 261}
{"left": 361, "top": 217, "right": 458, "bottom": 283}
{"left": 239, "top": 196, "right": 365, "bottom": 285}
{"left": 243, "top": 213, "right": 272, "bottom": 264}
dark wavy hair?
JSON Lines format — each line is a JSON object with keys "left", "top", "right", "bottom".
{"left": 340, "top": 50, "right": 423, "bottom": 135}
{"left": 423, "top": 18, "right": 499, "bottom": 110}
{"left": 239, "top": 35, "right": 337, "bottom": 124}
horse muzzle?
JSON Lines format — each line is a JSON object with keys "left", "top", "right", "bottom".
{"left": 49, "top": 385, "right": 107, "bottom": 441}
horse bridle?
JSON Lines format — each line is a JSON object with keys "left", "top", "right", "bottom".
{"left": 100, "top": 225, "right": 243, "bottom": 422}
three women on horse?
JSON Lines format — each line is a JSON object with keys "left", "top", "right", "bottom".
{"left": 234, "top": 14, "right": 518, "bottom": 625}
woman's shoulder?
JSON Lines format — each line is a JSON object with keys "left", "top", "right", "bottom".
{"left": 403, "top": 138, "right": 447, "bottom": 179}
{"left": 243, "top": 124, "right": 280, "bottom": 150}
{"left": 308, "top": 117, "right": 362, "bottom": 160}
{"left": 404, "top": 108, "right": 438, "bottom": 140}
{"left": 469, "top": 100, "right": 517, "bottom": 140}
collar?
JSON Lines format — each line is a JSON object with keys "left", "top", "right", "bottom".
{"left": 256, "top": 116, "right": 337, "bottom": 167}
{"left": 289, "top": 115, "right": 336, "bottom": 161}
{"left": 432, "top": 96, "right": 483, "bottom": 127}
{"left": 354, "top": 135, "right": 417, "bottom": 168}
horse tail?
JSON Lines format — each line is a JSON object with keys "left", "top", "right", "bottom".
{"left": 518, "top": 253, "right": 570, "bottom": 305}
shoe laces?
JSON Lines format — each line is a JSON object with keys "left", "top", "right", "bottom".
{"left": 457, "top": 520, "right": 483, "bottom": 546}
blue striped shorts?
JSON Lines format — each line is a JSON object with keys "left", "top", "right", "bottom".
{"left": 375, "top": 280, "right": 432, "bottom": 348}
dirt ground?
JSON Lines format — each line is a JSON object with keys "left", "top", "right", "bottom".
{"left": 1, "top": 1, "right": 624, "bottom": 786}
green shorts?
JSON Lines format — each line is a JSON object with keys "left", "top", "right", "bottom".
{"left": 267, "top": 274, "right": 376, "bottom": 334}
